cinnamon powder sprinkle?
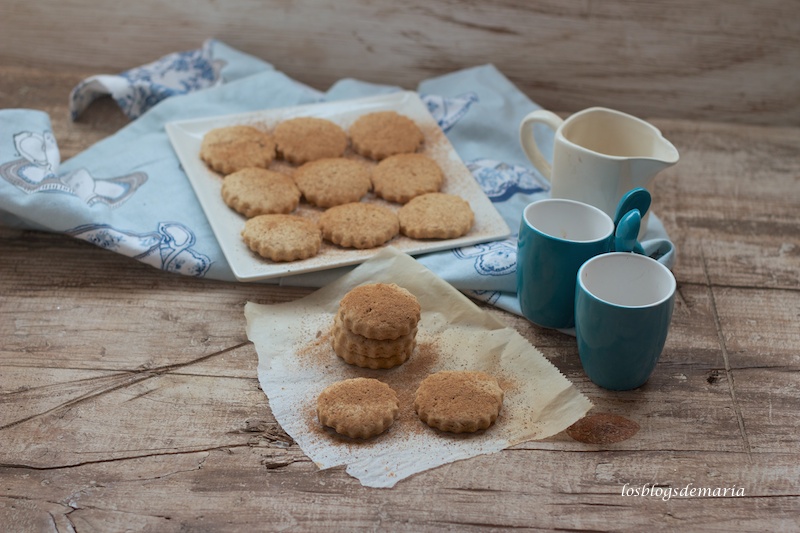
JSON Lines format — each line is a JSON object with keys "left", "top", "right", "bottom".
{"left": 301, "top": 334, "right": 443, "bottom": 448}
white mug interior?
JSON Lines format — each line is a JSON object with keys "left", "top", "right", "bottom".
{"left": 523, "top": 199, "right": 613, "bottom": 243}
{"left": 579, "top": 252, "right": 676, "bottom": 308}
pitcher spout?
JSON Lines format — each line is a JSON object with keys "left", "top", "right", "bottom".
{"left": 630, "top": 135, "right": 680, "bottom": 187}
{"left": 652, "top": 135, "right": 680, "bottom": 167}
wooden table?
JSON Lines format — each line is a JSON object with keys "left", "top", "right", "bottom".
{"left": 2, "top": 65, "right": 798, "bottom": 532}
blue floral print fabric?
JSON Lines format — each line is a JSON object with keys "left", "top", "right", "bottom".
{"left": 0, "top": 39, "right": 670, "bottom": 316}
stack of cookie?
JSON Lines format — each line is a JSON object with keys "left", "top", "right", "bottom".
{"left": 331, "top": 283, "right": 421, "bottom": 369}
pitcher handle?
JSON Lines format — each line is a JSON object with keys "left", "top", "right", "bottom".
{"left": 519, "top": 110, "right": 563, "bottom": 184}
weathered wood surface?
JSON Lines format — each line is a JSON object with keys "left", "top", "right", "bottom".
{"left": 1, "top": 0, "right": 799, "bottom": 126}
{"left": 2, "top": 65, "right": 800, "bottom": 532}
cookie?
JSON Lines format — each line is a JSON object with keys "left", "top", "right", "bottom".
{"left": 333, "top": 348, "right": 413, "bottom": 370}
{"left": 200, "top": 125, "right": 276, "bottom": 175}
{"left": 332, "top": 312, "right": 417, "bottom": 362}
{"left": 293, "top": 158, "right": 372, "bottom": 208}
{"left": 274, "top": 117, "right": 348, "bottom": 165}
{"left": 349, "top": 111, "right": 424, "bottom": 160}
{"left": 317, "top": 378, "right": 400, "bottom": 439}
{"left": 398, "top": 193, "right": 474, "bottom": 239}
{"left": 372, "top": 154, "right": 444, "bottom": 204}
{"left": 318, "top": 203, "right": 399, "bottom": 249}
{"left": 221, "top": 167, "right": 301, "bottom": 217}
{"left": 241, "top": 214, "right": 321, "bottom": 262}
{"left": 337, "top": 283, "right": 420, "bottom": 340}
{"left": 414, "top": 371, "right": 504, "bottom": 434}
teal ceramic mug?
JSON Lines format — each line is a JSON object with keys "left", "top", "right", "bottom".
{"left": 575, "top": 252, "right": 676, "bottom": 390}
{"left": 516, "top": 198, "right": 615, "bottom": 329}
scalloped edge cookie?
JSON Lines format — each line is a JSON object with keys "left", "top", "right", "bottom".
{"left": 337, "top": 283, "right": 420, "bottom": 340}
{"left": 414, "top": 371, "right": 504, "bottom": 434}
{"left": 274, "top": 117, "right": 348, "bottom": 165}
{"left": 317, "top": 378, "right": 400, "bottom": 439}
{"left": 241, "top": 214, "right": 321, "bottom": 262}
{"left": 318, "top": 203, "right": 399, "bottom": 249}
{"left": 349, "top": 111, "right": 424, "bottom": 160}
{"left": 372, "top": 153, "right": 444, "bottom": 204}
{"left": 331, "top": 312, "right": 417, "bottom": 362}
{"left": 398, "top": 193, "right": 474, "bottom": 239}
{"left": 200, "top": 125, "right": 276, "bottom": 175}
{"left": 293, "top": 158, "right": 372, "bottom": 208}
{"left": 221, "top": 167, "right": 300, "bottom": 217}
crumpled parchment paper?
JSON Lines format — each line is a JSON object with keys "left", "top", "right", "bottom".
{"left": 245, "top": 247, "right": 592, "bottom": 488}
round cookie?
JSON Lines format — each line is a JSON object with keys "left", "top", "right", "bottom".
{"left": 318, "top": 203, "right": 399, "bottom": 249}
{"left": 414, "top": 371, "right": 504, "bottom": 434}
{"left": 349, "top": 111, "right": 424, "bottom": 160}
{"left": 398, "top": 193, "right": 474, "bottom": 239}
{"left": 293, "top": 158, "right": 372, "bottom": 208}
{"left": 200, "top": 125, "right": 276, "bottom": 175}
{"left": 317, "top": 378, "right": 400, "bottom": 439}
{"left": 221, "top": 167, "right": 301, "bottom": 217}
{"left": 331, "top": 312, "right": 417, "bottom": 367}
{"left": 372, "top": 154, "right": 444, "bottom": 204}
{"left": 337, "top": 283, "right": 420, "bottom": 340}
{"left": 332, "top": 348, "right": 413, "bottom": 370}
{"left": 274, "top": 117, "right": 348, "bottom": 165}
{"left": 241, "top": 214, "right": 321, "bottom": 262}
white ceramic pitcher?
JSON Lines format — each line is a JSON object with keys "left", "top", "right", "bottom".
{"left": 519, "top": 107, "right": 679, "bottom": 235}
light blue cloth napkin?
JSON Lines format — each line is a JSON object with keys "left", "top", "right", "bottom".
{"left": 0, "top": 39, "right": 670, "bottom": 316}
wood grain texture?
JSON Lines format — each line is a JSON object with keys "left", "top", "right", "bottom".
{"left": 1, "top": 0, "right": 799, "bottom": 125}
{"left": 2, "top": 63, "right": 800, "bottom": 530}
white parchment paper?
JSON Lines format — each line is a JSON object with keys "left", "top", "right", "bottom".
{"left": 245, "top": 247, "right": 592, "bottom": 488}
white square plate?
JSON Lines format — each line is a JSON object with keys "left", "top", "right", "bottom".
{"left": 166, "top": 91, "right": 511, "bottom": 281}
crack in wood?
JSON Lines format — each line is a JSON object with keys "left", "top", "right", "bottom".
{"left": 675, "top": 284, "right": 690, "bottom": 310}
{"left": 701, "top": 246, "right": 753, "bottom": 457}
{"left": 676, "top": 280, "right": 800, "bottom": 293}
{"left": 0, "top": 342, "right": 250, "bottom": 431}
{"left": 231, "top": 418, "right": 295, "bottom": 448}
{"left": 431, "top": 518, "right": 533, "bottom": 529}
{"left": 63, "top": 508, "right": 78, "bottom": 533}
{"left": 57, "top": 501, "right": 177, "bottom": 524}
{"left": 261, "top": 457, "right": 297, "bottom": 470}
{"left": 445, "top": 486, "right": 507, "bottom": 494}
{"left": 0, "top": 444, "right": 250, "bottom": 472}
{"left": 45, "top": 512, "right": 60, "bottom": 533}
{"left": 428, "top": 12, "right": 521, "bottom": 36}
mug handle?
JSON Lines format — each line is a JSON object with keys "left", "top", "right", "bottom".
{"left": 519, "top": 110, "right": 563, "bottom": 183}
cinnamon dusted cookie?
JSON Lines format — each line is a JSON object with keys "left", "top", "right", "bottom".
{"left": 349, "top": 111, "right": 424, "bottom": 160}
{"left": 331, "top": 313, "right": 416, "bottom": 369}
{"left": 337, "top": 283, "right": 420, "bottom": 341}
{"left": 200, "top": 125, "right": 276, "bottom": 175}
{"left": 241, "top": 214, "right": 321, "bottom": 262}
{"left": 221, "top": 167, "right": 300, "bottom": 217}
{"left": 398, "top": 193, "right": 474, "bottom": 239}
{"left": 414, "top": 371, "right": 504, "bottom": 434}
{"left": 274, "top": 117, "right": 348, "bottom": 165}
{"left": 293, "top": 158, "right": 372, "bottom": 208}
{"left": 372, "top": 153, "right": 444, "bottom": 204}
{"left": 318, "top": 203, "right": 399, "bottom": 249}
{"left": 332, "top": 348, "right": 413, "bottom": 370}
{"left": 317, "top": 378, "right": 400, "bottom": 439}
